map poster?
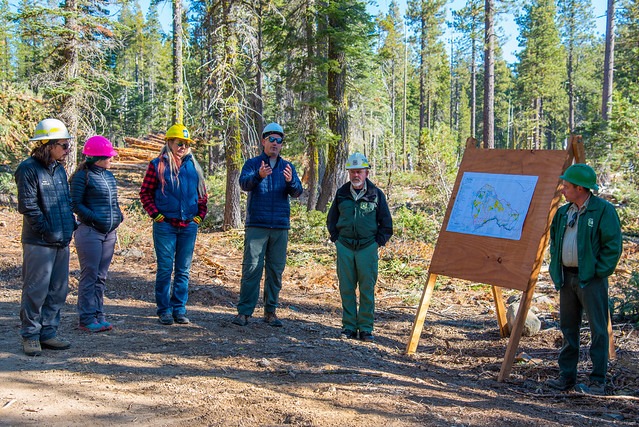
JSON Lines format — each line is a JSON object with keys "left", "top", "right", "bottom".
{"left": 446, "top": 172, "right": 539, "bottom": 241}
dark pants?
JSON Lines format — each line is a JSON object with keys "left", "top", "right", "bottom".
{"left": 558, "top": 269, "right": 609, "bottom": 384}
{"left": 20, "top": 243, "right": 70, "bottom": 340}
{"left": 237, "top": 227, "right": 288, "bottom": 316}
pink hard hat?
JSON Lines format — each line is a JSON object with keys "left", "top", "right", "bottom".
{"left": 82, "top": 135, "right": 118, "bottom": 157}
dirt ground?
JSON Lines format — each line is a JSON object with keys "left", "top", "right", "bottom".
{"left": 0, "top": 165, "right": 638, "bottom": 427}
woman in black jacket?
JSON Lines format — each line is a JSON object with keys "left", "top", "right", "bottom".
{"left": 70, "top": 136, "right": 123, "bottom": 332}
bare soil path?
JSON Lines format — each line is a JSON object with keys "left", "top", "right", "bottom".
{"left": 0, "top": 166, "right": 637, "bottom": 426}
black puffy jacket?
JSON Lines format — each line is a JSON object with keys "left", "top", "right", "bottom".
{"left": 15, "top": 157, "right": 76, "bottom": 247}
{"left": 70, "top": 164, "right": 123, "bottom": 233}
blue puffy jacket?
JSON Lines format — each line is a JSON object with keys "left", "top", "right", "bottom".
{"left": 239, "top": 152, "right": 303, "bottom": 229}
{"left": 70, "top": 164, "right": 123, "bottom": 233}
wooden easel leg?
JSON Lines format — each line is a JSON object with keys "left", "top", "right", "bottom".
{"left": 608, "top": 311, "right": 615, "bottom": 360}
{"left": 492, "top": 286, "right": 509, "bottom": 338}
{"left": 498, "top": 287, "right": 535, "bottom": 381}
{"left": 405, "top": 273, "right": 438, "bottom": 354}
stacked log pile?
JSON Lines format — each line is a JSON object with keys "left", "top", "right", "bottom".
{"left": 115, "top": 133, "right": 165, "bottom": 163}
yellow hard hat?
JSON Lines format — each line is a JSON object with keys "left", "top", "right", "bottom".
{"left": 165, "top": 124, "right": 193, "bottom": 143}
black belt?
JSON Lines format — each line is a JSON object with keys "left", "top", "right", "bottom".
{"left": 563, "top": 266, "right": 579, "bottom": 274}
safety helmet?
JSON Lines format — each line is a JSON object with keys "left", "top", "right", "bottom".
{"left": 29, "top": 118, "right": 72, "bottom": 142}
{"left": 82, "top": 135, "right": 118, "bottom": 157}
{"left": 262, "top": 122, "right": 284, "bottom": 138}
{"left": 345, "top": 152, "right": 370, "bottom": 170}
{"left": 165, "top": 124, "right": 193, "bottom": 142}
{"left": 560, "top": 163, "right": 598, "bottom": 191}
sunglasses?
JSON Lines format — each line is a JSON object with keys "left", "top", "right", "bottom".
{"left": 55, "top": 142, "right": 70, "bottom": 150}
{"left": 170, "top": 139, "right": 189, "bottom": 147}
{"left": 568, "top": 211, "right": 578, "bottom": 228}
{"left": 267, "top": 136, "right": 283, "bottom": 144}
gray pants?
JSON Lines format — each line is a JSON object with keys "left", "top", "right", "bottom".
{"left": 74, "top": 224, "right": 117, "bottom": 326}
{"left": 21, "top": 243, "right": 70, "bottom": 340}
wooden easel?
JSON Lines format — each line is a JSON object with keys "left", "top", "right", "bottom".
{"left": 406, "top": 136, "right": 596, "bottom": 381}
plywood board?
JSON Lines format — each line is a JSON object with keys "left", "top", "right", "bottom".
{"left": 429, "top": 146, "right": 570, "bottom": 291}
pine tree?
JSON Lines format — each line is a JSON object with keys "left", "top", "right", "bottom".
{"left": 515, "top": 0, "right": 566, "bottom": 149}
{"left": 557, "top": 0, "right": 596, "bottom": 132}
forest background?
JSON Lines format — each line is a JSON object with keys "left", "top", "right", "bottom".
{"left": 0, "top": 0, "right": 638, "bottom": 264}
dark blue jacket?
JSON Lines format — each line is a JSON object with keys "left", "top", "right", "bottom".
{"left": 14, "top": 157, "right": 76, "bottom": 247}
{"left": 151, "top": 154, "right": 200, "bottom": 221}
{"left": 70, "top": 164, "right": 123, "bottom": 233}
{"left": 239, "top": 152, "right": 303, "bottom": 229}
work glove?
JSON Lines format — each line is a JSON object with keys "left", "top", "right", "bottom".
{"left": 153, "top": 213, "right": 165, "bottom": 223}
{"left": 193, "top": 216, "right": 202, "bottom": 225}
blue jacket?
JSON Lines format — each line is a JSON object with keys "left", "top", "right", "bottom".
{"left": 70, "top": 164, "right": 123, "bottom": 234}
{"left": 14, "top": 157, "right": 76, "bottom": 247}
{"left": 151, "top": 154, "right": 200, "bottom": 221}
{"left": 239, "top": 152, "right": 303, "bottom": 229}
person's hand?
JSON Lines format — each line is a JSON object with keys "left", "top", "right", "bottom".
{"left": 153, "top": 213, "right": 165, "bottom": 223}
{"left": 193, "top": 216, "right": 202, "bottom": 225}
{"left": 259, "top": 161, "right": 272, "bottom": 179}
{"left": 283, "top": 164, "right": 292, "bottom": 183}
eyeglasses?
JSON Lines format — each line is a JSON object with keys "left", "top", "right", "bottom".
{"left": 55, "top": 142, "right": 70, "bottom": 150}
{"left": 568, "top": 212, "right": 578, "bottom": 228}
{"left": 267, "top": 136, "right": 283, "bottom": 144}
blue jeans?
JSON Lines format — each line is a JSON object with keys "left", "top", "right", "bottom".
{"left": 20, "top": 243, "right": 70, "bottom": 340}
{"left": 74, "top": 224, "right": 117, "bottom": 326}
{"left": 153, "top": 221, "right": 198, "bottom": 316}
{"left": 237, "top": 227, "right": 288, "bottom": 316}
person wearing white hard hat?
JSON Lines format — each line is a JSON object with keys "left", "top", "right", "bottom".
{"left": 326, "top": 152, "right": 393, "bottom": 342}
{"left": 14, "top": 118, "right": 76, "bottom": 356}
{"left": 70, "top": 136, "right": 123, "bottom": 333}
{"left": 232, "top": 122, "right": 303, "bottom": 327}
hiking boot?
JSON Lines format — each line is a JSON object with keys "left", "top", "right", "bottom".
{"left": 173, "top": 314, "right": 190, "bottom": 324}
{"left": 359, "top": 331, "right": 375, "bottom": 342}
{"left": 23, "top": 339, "right": 41, "bottom": 356}
{"left": 40, "top": 336, "right": 71, "bottom": 350}
{"left": 575, "top": 382, "right": 606, "bottom": 396}
{"left": 232, "top": 314, "right": 249, "bottom": 326}
{"left": 546, "top": 376, "right": 576, "bottom": 391}
{"left": 158, "top": 314, "right": 174, "bottom": 325}
{"left": 340, "top": 329, "right": 358, "bottom": 340}
{"left": 79, "top": 322, "right": 108, "bottom": 333}
{"left": 264, "top": 312, "right": 283, "bottom": 327}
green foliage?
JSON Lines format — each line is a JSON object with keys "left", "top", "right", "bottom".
{"left": 392, "top": 205, "right": 440, "bottom": 244}
{"left": 611, "top": 271, "right": 639, "bottom": 324}
{"left": 379, "top": 255, "right": 429, "bottom": 278}
{"left": 0, "top": 172, "right": 16, "bottom": 195}
{"left": 289, "top": 202, "right": 329, "bottom": 244}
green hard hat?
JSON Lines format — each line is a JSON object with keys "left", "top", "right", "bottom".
{"left": 560, "top": 163, "right": 598, "bottom": 191}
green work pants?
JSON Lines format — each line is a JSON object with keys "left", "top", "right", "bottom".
{"left": 558, "top": 269, "right": 609, "bottom": 384}
{"left": 237, "top": 227, "right": 288, "bottom": 316}
{"left": 336, "top": 240, "right": 379, "bottom": 333}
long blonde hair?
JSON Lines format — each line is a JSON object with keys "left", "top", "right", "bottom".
{"left": 156, "top": 144, "right": 206, "bottom": 196}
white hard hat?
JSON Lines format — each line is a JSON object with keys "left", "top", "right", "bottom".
{"left": 345, "top": 152, "right": 370, "bottom": 169}
{"left": 29, "top": 118, "right": 72, "bottom": 142}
